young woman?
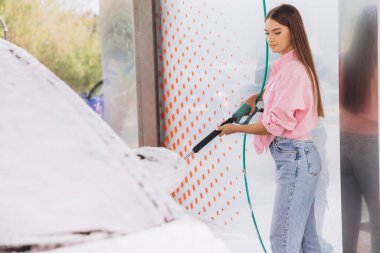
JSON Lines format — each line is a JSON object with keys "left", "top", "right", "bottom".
{"left": 217, "top": 4, "right": 324, "bottom": 253}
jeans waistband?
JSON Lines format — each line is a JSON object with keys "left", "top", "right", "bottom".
{"left": 274, "top": 136, "right": 315, "bottom": 148}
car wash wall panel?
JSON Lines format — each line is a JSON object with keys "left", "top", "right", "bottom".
{"left": 99, "top": 0, "right": 139, "bottom": 148}
{"left": 339, "top": 0, "right": 379, "bottom": 252}
{"left": 154, "top": 0, "right": 341, "bottom": 252}
{"left": 100, "top": 0, "right": 160, "bottom": 148}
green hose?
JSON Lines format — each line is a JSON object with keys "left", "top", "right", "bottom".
{"left": 241, "top": 0, "right": 269, "bottom": 252}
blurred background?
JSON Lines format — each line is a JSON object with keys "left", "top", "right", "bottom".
{"left": 0, "top": 0, "right": 101, "bottom": 93}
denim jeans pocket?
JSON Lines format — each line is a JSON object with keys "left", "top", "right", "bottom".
{"left": 272, "top": 140, "right": 297, "bottom": 163}
{"left": 273, "top": 140, "right": 297, "bottom": 154}
{"left": 305, "top": 145, "right": 322, "bottom": 176}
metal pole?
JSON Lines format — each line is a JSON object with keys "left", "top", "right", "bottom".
{"left": 0, "top": 15, "right": 8, "bottom": 40}
{"left": 133, "top": 0, "right": 160, "bottom": 147}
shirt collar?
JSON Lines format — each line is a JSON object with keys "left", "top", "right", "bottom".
{"left": 271, "top": 49, "right": 297, "bottom": 74}
{"left": 279, "top": 49, "right": 297, "bottom": 64}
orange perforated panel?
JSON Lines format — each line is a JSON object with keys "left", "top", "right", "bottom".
{"left": 154, "top": 0, "right": 266, "bottom": 227}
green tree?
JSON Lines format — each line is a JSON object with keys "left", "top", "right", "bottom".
{"left": 0, "top": 0, "right": 102, "bottom": 92}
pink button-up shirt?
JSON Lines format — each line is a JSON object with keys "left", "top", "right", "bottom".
{"left": 254, "top": 49, "right": 319, "bottom": 154}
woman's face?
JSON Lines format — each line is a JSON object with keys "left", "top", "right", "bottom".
{"left": 265, "top": 18, "right": 293, "bottom": 55}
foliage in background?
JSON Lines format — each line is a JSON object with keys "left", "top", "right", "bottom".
{"left": 0, "top": 0, "right": 102, "bottom": 92}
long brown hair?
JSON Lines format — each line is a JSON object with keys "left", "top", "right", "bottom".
{"left": 266, "top": 4, "right": 325, "bottom": 117}
{"left": 342, "top": 6, "right": 377, "bottom": 113}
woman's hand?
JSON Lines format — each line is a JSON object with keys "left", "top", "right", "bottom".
{"left": 241, "top": 94, "right": 258, "bottom": 114}
{"left": 217, "top": 124, "right": 240, "bottom": 137}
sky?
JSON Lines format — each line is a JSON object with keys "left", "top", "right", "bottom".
{"left": 61, "top": 0, "right": 99, "bottom": 14}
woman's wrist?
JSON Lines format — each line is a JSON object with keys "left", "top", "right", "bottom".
{"left": 235, "top": 124, "right": 246, "bottom": 133}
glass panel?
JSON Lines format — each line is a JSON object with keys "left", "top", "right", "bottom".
{"left": 339, "top": 0, "right": 379, "bottom": 252}
{"left": 99, "top": 0, "right": 139, "bottom": 148}
{"left": 155, "top": 0, "right": 340, "bottom": 251}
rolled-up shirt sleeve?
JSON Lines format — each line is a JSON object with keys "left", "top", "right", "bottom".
{"left": 261, "top": 64, "right": 309, "bottom": 136}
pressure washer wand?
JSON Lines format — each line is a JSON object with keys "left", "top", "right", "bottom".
{"left": 184, "top": 104, "right": 262, "bottom": 160}
{"left": 184, "top": 117, "right": 234, "bottom": 160}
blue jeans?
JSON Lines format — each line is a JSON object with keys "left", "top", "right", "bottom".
{"left": 340, "top": 133, "right": 380, "bottom": 253}
{"left": 269, "top": 137, "right": 321, "bottom": 253}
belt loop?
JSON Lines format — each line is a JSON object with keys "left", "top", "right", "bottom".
{"left": 295, "top": 142, "right": 300, "bottom": 160}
